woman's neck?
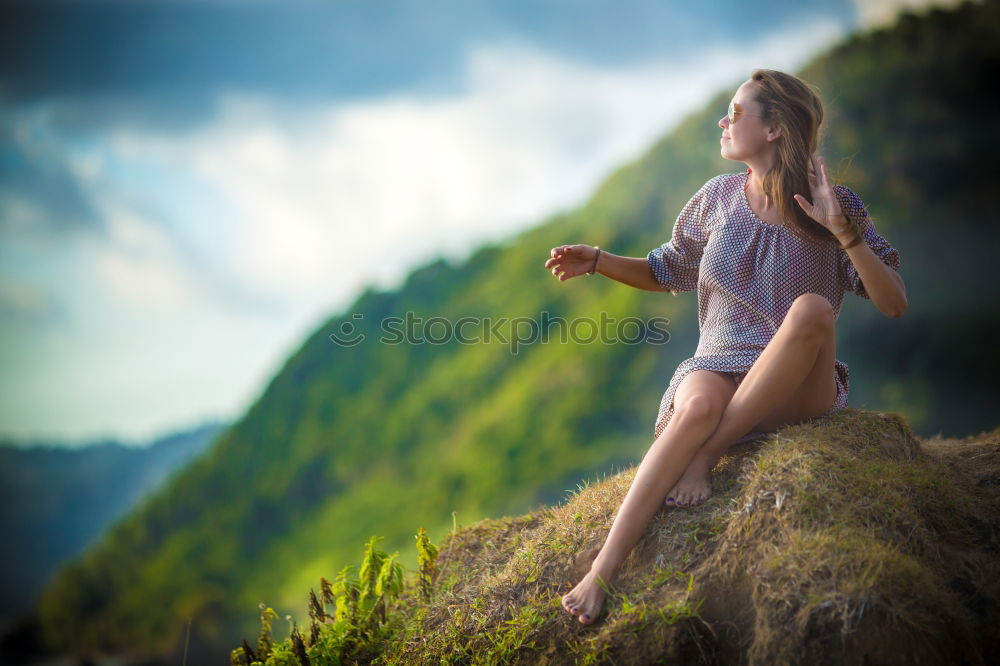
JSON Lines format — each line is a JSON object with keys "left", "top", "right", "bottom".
{"left": 744, "top": 158, "right": 776, "bottom": 209}
{"left": 744, "top": 168, "right": 771, "bottom": 210}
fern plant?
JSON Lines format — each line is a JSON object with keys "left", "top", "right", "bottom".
{"left": 415, "top": 527, "right": 439, "bottom": 602}
{"left": 230, "top": 529, "right": 436, "bottom": 666}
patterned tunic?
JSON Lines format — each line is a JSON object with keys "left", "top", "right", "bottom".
{"left": 647, "top": 169, "right": 901, "bottom": 444}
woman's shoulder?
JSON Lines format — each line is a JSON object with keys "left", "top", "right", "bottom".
{"left": 683, "top": 173, "right": 747, "bottom": 231}
{"left": 694, "top": 172, "right": 745, "bottom": 200}
{"left": 706, "top": 171, "right": 745, "bottom": 189}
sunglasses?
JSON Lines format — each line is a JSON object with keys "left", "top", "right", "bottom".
{"left": 727, "top": 101, "right": 762, "bottom": 124}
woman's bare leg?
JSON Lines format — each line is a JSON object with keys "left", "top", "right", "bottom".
{"left": 561, "top": 370, "right": 734, "bottom": 623}
{"left": 667, "top": 293, "right": 840, "bottom": 507}
{"left": 561, "top": 294, "right": 842, "bottom": 625}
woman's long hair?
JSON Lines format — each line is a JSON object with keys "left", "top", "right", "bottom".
{"left": 750, "top": 69, "right": 840, "bottom": 246}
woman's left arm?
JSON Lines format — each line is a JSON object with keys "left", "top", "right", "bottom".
{"left": 838, "top": 233, "right": 907, "bottom": 317}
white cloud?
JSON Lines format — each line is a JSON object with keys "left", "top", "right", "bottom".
{"left": 106, "top": 17, "right": 847, "bottom": 321}
{"left": 90, "top": 205, "right": 198, "bottom": 312}
{"left": 0, "top": 279, "right": 60, "bottom": 325}
{"left": 0, "top": 194, "right": 51, "bottom": 234}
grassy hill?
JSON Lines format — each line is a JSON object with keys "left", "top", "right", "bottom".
{"left": 233, "top": 409, "right": 999, "bottom": 665}
{"left": 15, "top": 0, "right": 1000, "bottom": 663}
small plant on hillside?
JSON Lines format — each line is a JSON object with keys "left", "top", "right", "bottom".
{"left": 230, "top": 530, "right": 438, "bottom": 666}
{"left": 415, "top": 526, "right": 439, "bottom": 602}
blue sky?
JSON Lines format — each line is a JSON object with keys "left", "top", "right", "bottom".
{"left": 0, "top": 0, "right": 951, "bottom": 446}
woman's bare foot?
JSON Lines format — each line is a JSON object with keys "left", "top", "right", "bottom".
{"left": 663, "top": 457, "right": 712, "bottom": 507}
{"left": 561, "top": 568, "right": 611, "bottom": 625}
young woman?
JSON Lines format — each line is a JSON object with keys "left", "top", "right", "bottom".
{"left": 544, "top": 69, "right": 906, "bottom": 625}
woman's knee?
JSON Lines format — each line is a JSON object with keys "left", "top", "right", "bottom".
{"left": 673, "top": 393, "right": 725, "bottom": 426}
{"left": 785, "top": 293, "right": 835, "bottom": 338}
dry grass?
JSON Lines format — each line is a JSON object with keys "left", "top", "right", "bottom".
{"left": 379, "top": 409, "right": 1000, "bottom": 665}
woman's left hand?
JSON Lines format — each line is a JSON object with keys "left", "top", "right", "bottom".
{"left": 793, "top": 155, "right": 853, "bottom": 237}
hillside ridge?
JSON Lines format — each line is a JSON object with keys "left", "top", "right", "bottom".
{"left": 233, "top": 409, "right": 1000, "bottom": 665}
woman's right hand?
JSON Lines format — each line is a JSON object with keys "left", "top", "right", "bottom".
{"left": 544, "top": 244, "right": 598, "bottom": 282}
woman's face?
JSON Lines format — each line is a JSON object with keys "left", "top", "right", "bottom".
{"left": 718, "top": 80, "right": 776, "bottom": 162}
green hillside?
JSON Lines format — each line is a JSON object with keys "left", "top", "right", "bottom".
{"left": 25, "top": 1, "right": 1000, "bottom": 663}
{"left": 232, "top": 410, "right": 1000, "bottom": 665}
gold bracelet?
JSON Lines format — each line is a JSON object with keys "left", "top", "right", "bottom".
{"left": 587, "top": 246, "right": 601, "bottom": 275}
{"left": 840, "top": 229, "right": 863, "bottom": 250}
{"left": 829, "top": 214, "right": 861, "bottom": 250}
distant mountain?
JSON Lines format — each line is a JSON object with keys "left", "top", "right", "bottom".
{"left": 16, "top": 0, "right": 1000, "bottom": 664}
{"left": 0, "top": 421, "right": 224, "bottom": 637}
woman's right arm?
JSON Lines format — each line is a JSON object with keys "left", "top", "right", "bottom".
{"left": 545, "top": 245, "right": 665, "bottom": 291}
{"left": 593, "top": 250, "right": 666, "bottom": 291}
{"left": 547, "top": 177, "right": 718, "bottom": 293}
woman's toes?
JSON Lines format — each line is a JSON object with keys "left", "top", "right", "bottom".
{"left": 563, "top": 567, "right": 611, "bottom": 626}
